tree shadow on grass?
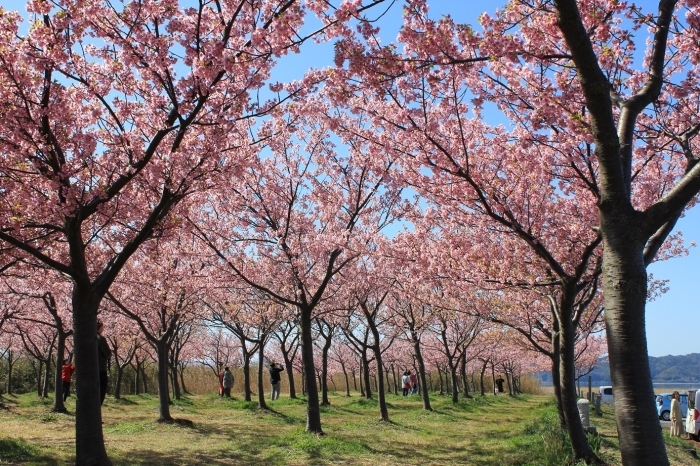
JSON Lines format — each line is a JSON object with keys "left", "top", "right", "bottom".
{"left": 158, "top": 417, "right": 196, "bottom": 428}
{"left": 259, "top": 406, "right": 302, "bottom": 425}
{"left": 0, "top": 438, "right": 59, "bottom": 466}
{"left": 172, "top": 396, "right": 195, "bottom": 406}
{"left": 110, "top": 447, "right": 261, "bottom": 466}
{"left": 111, "top": 397, "right": 138, "bottom": 405}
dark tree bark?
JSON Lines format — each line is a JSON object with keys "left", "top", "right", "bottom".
{"left": 107, "top": 294, "right": 181, "bottom": 422}
{"left": 339, "top": 359, "right": 351, "bottom": 396}
{"left": 299, "top": 307, "right": 322, "bottom": 433}
{"left": 359, "top": 302, "right": 389, "bottom": 421}
{"left": 409, "top": 325, "right": 432, "bottom": 410}
{"left": 479, "top": 359, "right": 487, "bottom": 396}
{"left": 551, "top": 0, "right": 697, "bottom": 463}
{"left": 72, "top": 289, "right": 110, "bottom": 465}
{"left": 256, "top": 335, "right": 268, "bottom": 410}
{"left": 155, "top": 341, "right": 172, "bottom": 420}
{"left": 314, "top": 319, "right": 335, "bottom": 406}
{"left": 5, "top": 350, "right": 15, "bottom": 395}
{"left": 178, "top": 363, "right": 187, "bottom": 395}
{"left": 460, "top": 352, "right": 472, "bottom": 399}
{"left": 242, "top": 351, "right": 253, "bottom": 402}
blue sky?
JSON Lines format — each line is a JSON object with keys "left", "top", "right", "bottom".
{"left": 2, "top": 0, "right": 694, "bottom": 357}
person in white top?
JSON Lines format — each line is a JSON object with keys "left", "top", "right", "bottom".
{"left": 401, "top": 371, "right": 411, "bottom": 397}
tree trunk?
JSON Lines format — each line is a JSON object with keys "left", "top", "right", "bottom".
{"left": 341, "top": 362, "right": 350, "bottom": 396}
{"left": 449, "top": 361, "right": 459, "bottom": 404}
{"left": 411, "top": 332, "right": 432, "bottom": 410}
{"left": 257, "top": 338, "right": 268, "bottom": 409}
{"left": 114, "top": 365, "right": 124, "bottom": 400}
{"left": 550, "top": 322, "right": 567, "bottom": 428}
{"left": 479, "top": 361, "right": 487, "bottom": 396}
{"left": 320, "top": 334, "right": 331, "bottom": 406}
{"left": 134, "top": 362, "right": 141, "bottom": 395}
{"left": 460, "top": 354, "right": 472, "bottom": 399}
{"left": 141, "top": 363, "right": 148, "bottom": 394}
{"left": 371, "top": 345, "right": 389, "bottom": 421}
{"left": 359, "top": 366, "right": 364, "bottom": 397}
{"left": 169, "top": 362, "right": 181, "bottom": 401}
{"left": 242, "top": 352, "right": 252, "bottom": 402}
{"left": 281, "top": 353, "right": 297, "bottom": 399}
{"left": 52, "top": 332, "right": 68, "bottom": 413}
{"left": 362, "top": 355, "right": 372, "bottom": 399}
{"left": 35, "top": 360, "right": 42, "bottom": 397}
{"left": 156, "top": 342, "right": 173, "bottom": 421}
{"left": 490, "top": 364, "right": 496, "bottom": 396}
{"left": 560, "top": 309, "right": 599, "bottom": 463}
{"left": 179, "top": 364, "right": 187, "bottom": 394}
{"left": 438, "top": 368, "right": 445, "bottom": 395}
{"left": 603, "top": 232, "right": 668, "bottom": 465}
{"left": 300, "top": 308, "right": 322, "bottom": 433}
{"left": 72, "top": 290, "right": 111, "bottom": 465}
{"left": 42, "top": 358, "right": 52, "bottom": 398}
{"left": 6, "top": 350, "right": 13, "bottom": 395}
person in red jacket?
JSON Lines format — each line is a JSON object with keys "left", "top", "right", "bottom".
{"left": 61, "top": 359, "right": 76, "bottom": 402}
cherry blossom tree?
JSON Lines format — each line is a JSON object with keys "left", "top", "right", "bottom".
{"left": 106, "top": 240, "right": 208, "bottom": 422}
{"left": 106, "top": 316, "right": 142, "bottom": 400}
{"left": 190, "top": 98, "right": 406, "bottom": 433}
{"left": 325, "top": 1, "right": 700, "bottom": 461}
{"left": 0, "top": 0, "right": 389, "bottom": 461}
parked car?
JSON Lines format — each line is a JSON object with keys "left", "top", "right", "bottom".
{"left": 599, "top": 386, "right": 613, "bottom": 404}
{"left": 686, "top": 390, "right": 700, "bottom": 440}
{"left": 656, "top": 392, "right": 688, "bottom": 421}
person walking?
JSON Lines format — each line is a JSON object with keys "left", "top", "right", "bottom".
{"left": 409, "top": 371, "right": 418, "bottom": 395}
{"left": 97, "top": 320, "right": 111, "bottom": 405}
{"left": 401, "top": 371, "right": 411, "bottom": 397}
{"left": 222, "top": 367, "right": 234, "bottom": 398}
{"left": 61, "top": 359, "right": 75, "bottom": 402}
{"left": 670, "top": 391, "right": 685, "bottom": 437}
{"left": 269, "top": 362, "right": 284, "bottom": 400}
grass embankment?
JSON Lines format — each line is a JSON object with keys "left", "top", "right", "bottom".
{"left": 0, "top": 391, "right": 697, "bottom": 465}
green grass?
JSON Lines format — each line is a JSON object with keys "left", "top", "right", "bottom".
{"left": 0, "top": 391, "right": 698, "bottom": 465}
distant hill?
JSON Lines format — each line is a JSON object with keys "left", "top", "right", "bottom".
{"left": 537, "top": 353, "right": 700, "bottom": 386}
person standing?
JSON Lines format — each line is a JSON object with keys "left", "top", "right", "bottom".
{"left": 409, "top": 371, "right": 418, "bottom": 395}
{"left": 222, "top": 367, "right": 234, "bottom": 398}
{"left": 96, "top": 320, "right": 111, "bottom": 405}
{"left": 670, "top": 391, "right": 685, "bottom": 437}
{"left": 217, "top": 365, "right": 224, "bottom": 397}
{"left": 61, "top": 359, "right": 76, "bottom": 402}
{"left": 495, "top": 376, "right": 505, "bottom": 394}
{"left": 269, "top": 362, "right": 284, "bottom": 400}
{"left": 401, "top": 371, "right": 411, "bottom": 397}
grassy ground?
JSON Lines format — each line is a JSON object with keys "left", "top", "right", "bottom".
{"left": 0, "top": 391, "right": 698, "bottom": 465}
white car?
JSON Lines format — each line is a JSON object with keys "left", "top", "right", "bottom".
{"left": 599, "top": 386, "right": 613, "bottom": 404}
{"left": 686, "top": 390, "right": 700, "bottom": 440}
